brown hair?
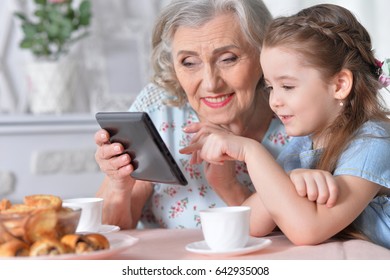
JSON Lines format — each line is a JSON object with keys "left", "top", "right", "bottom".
{"left": 263, "top": 4, "right": 389, "bottom": 172}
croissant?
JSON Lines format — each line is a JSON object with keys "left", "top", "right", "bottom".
{"left": 61, "top": 234, "right": 94, "bottom": 253}
{"left": 0, "top": 240, "right": 29, "bottom": 257}
{"left": 61, "top": 233, "right": 109, "bottom": 253}
{"left": 84, "top": 233, "right": 110, "bottom": 250}
{"left": 29, "top": 238, "right": 69, "bottom": 256}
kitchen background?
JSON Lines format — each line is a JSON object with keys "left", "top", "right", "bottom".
{"left": 0, "top": 0, "right": 389, "bottom": 202}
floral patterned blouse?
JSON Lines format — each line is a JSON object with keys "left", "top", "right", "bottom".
{"left": 129, "top": 83, "right": 290, "bottom": 229}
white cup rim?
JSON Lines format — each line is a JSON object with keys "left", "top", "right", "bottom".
{"left": 200, "top": 206, "right": 250, "bottom": 214}
{"left": 63, "top": 197, "right": 103, "bottom": 204}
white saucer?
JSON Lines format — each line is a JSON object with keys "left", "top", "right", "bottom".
{"left": 98, "top": 224, "right": 120, "bottom": 234}
{"left": 77, "top": 224, "right": 120, "bottom": 234}
{"left": 185, "top": 237, "right": 272, "bottom": 257}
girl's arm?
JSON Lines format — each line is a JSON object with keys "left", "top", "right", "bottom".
{"left": 181, "top": 133, "right": 380, "bottom": 245}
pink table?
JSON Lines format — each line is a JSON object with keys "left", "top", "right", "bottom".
{"left": 107, "top": 228, "right": 390, "bottom": 260}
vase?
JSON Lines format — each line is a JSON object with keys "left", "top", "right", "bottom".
{"left": 25, "top": 58, "right": 77, "bottom": 114}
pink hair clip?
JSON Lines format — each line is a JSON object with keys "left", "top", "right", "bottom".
{"left": 376, "top": 58, "right": 390, "bottom": 88}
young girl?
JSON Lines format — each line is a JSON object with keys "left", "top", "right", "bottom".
{"left": 180, "top": 4, "right": 390, "bottom": 248}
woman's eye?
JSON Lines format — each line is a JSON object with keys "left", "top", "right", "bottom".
{"left": 182, "top": 59, "right": 195, "bottom": 67}
{"left": 219, "top": 54, "right": 238, "bottom": 64}
{"left": 181, "top": 57, "right": 200, "bottom": 68}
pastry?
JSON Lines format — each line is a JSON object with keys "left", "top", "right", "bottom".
{"left": 0, "top": 222, "right": 18, "bottom": 245}
{"left": 24, "top": 209, "right": 58, "bottom": 244}
{"left": 0, "top": 199, "right": 11, "bottom": 211}
{"left": 24, "top": 194, "right": 62, "bottom": 211}
{"left": 84, "top": 233, "right": 110, "bottom": 250}
{"left": 29, "top": 238, "right": 69, "bottom": 256}
{"left": 60, "top": 234, "right": 94, "bottom": 253}
{"left": 0, "top": 204, "right": 35, "bottom": 214}
{"left": 0, "top": 240, "right": 29, "bottom": 257}
{"left": 61, "top": 233, "right": 109, "bottom": 253}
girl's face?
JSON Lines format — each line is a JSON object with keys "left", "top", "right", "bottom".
{"left": 260, "top": 46, "right": 343, "bottom": 144}
{"left": 171, "top": 13, "right": 262, "bottom": 126}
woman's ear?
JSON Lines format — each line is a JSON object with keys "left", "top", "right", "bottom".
{"left": 333, "top": 69, "right": 353, "bottom": 100}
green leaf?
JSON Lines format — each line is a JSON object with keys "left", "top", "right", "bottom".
{"left": 48, "top": 9, "right": 63, "bottom": 24}
{"left": 14, "top": 12, "right": 28, "bottom": 21}
{"left": 62, "top": 18, "right": 73, "bottom": 29}
{"left": 36, "top": 23, "right": 45, "bottom": 33}
{"left": 59, "top": 23, "right": 72, "bottom": 40}
{"left": 20, "top": 39, "right": 33, "bottom": 49}
{"left": 22, "top": 23, "right": 37, "bottom": 39}
{"left": 65, "top": 8, "right": 75, "bottom": 20}
{"left": 79, "top": 15, "right": 91, "bottom": 26}
{"left": 34, "top": 0, "right": 47, "bottom": 5}
{"left": 45, "top": 23, "right": 60, "bottom": 38}
{"left": 79, "top": 0, "right": 91, "bottom": 14}
{"left": 34, "top": 10, "right": 46, "bottom": 19}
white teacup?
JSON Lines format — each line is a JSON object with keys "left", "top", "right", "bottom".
{"left": 63, "top": 197, "right": 103, "bottom": 233}
{"left": 200, "top": 206, "right": 251, "bottom": 251}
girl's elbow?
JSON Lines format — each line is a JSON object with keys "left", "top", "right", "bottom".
{"left": 283, "top": 228, "right": 327, "bottom": 246}
{"left": 249, "top": 224, "right": 276, "bottom": 237}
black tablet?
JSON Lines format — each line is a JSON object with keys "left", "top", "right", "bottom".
{"left": 95, "top": 112, "right": 188, "bottom": 185}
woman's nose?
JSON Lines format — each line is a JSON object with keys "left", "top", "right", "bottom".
{"left": 202, "top": 65, "right": 221, "bottom": 92}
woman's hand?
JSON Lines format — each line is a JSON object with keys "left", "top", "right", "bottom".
{"left": 94, "top": 129, "right": 136, "bottom": 186}
{"left": 95, "top": 129, "right": 148, "bottom": 229}
{"left": 288, "top": 169, "right": 339, "bottom": 208}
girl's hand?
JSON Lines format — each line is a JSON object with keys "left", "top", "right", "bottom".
{"left": 182, "top": 122, "right": 234, "bottom": 164}
{"left": 181, "top": 123, "right": 253, "bottom": 204}
{"left": 288, "top": 169, "right": 339, "bottom": 207}
{"left": 180, "top": 123, "right": 244, "bottom": 164}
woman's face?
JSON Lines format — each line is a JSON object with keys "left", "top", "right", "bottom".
{"left": 171, "top": 13, "right": 262, "bottom": 125}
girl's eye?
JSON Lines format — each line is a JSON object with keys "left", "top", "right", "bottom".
{"left": 283, "top": 85, "right": 295, "bottom": 90}
{"left": 264, "top": 85, "right": 273, "bottom": 94}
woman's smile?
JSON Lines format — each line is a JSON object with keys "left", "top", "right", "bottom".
{"left": 201, "top": 93, "right": 235, "bottom": 108}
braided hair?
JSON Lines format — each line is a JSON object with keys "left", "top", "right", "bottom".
{"left": 263, "top": 4, "right": 389, "bottom": 172}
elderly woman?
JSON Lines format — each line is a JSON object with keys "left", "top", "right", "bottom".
{"left": 94, "top": 0, "right": 289, "bottom": 229}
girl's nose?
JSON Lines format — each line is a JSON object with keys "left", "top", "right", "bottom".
{"left": 269, "top": 90, "right": 283, "bottom": 109}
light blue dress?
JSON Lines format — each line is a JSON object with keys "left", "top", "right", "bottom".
{"left": 129, "top": 83, "right": 290, "bottom": 229}
{"left": 277, "top": 120, "right": 390, "bottom": 249}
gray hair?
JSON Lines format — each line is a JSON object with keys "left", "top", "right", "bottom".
{"left": 151, "top": 0, "right": 272, "bottom": 106}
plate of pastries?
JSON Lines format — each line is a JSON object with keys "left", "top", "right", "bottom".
{"left": 0, "top": 194, "right": 138, "bottom": 259}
